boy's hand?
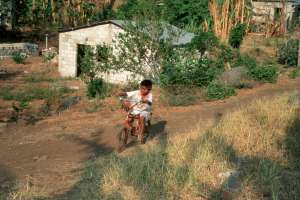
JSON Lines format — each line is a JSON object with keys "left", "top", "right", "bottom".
{"left": 141, "top": 98, "right": 152, "bottom": 105}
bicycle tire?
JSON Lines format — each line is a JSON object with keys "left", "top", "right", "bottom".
{"left": 117, "top": 128, "right": 127, "bottom": 152}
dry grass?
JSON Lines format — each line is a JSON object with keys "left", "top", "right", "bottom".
{"left": 95, "top": 92, "right": 300, "bottom": 200}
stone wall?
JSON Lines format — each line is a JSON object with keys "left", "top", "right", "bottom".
{"left": 252, "top": 1, "right": 296, "bottom": 24}
{"left": 59, "top": 23, "right": 142, "bottom": 84}
{"left": 0, "top": 43, "right": 38, "bottom": 59}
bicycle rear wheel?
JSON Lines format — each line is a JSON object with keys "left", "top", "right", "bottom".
{"left": 117, "top": 128, "right": 128, "bottom": 152}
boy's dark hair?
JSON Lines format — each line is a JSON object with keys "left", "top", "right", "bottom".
{"left": 140, "top": 79, "right": 152, "bottom": 87}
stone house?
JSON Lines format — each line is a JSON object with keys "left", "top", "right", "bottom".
{"left": 252, "top": 0, "right": 300, "bottom": 30}
{"left": 58, "top": 20, "right": 195, "bottom": 84}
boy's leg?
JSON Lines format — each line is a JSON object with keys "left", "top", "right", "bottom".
{"left": 123, "top": 118, "right": 131, "bottom": 145}
{"left": 138, "top": 116, "right": 146, "bottom": 144}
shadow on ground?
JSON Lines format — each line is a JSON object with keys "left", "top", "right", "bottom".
{"left": 0, "top": 164, "right": 16, "bottom": 200}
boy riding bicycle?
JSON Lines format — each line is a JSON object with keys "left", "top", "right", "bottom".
{"left": 118, "top": 79, "right": 153, "bottom": 144}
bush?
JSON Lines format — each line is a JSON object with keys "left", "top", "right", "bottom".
{"left": 247, "top": 65, "right": 278, "bottom": 83}
{"left": 233, "top": 54, "right": 257, "bottom": 69}
{"left": 206, "top": 82, "right": 236, "bottom": 100}
{"left": 42, "top": 50, "right": 57, "bottom": 62}
{"left": 87, "top": 78, "right": 110, "bottom": 99}
{"left": 188, "top": 31, "right": 218, "bottom": 54}
{"left": 160, "top": 56, "right": 219, "bottom": 87}
{"left": 277, "top": 39, "right": 299, "bottom": 67}
{"left": 229, "top": 23, "right": 246, "bottom": 48}
{"left": 12, "top": 52, "right": 27, "bottom": 64}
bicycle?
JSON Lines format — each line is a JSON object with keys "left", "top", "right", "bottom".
{"left": 117, "top": 97, "right": 151, "bottom": 152}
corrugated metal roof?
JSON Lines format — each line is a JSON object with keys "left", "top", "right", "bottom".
{"left": 59, "top": 20, "right": 195, "bottom": 46}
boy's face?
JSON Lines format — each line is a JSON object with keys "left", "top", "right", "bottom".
{"left": 140, "top": 85, "right": 152, "bottom": 96}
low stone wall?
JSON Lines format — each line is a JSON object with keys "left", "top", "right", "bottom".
{"left": 0, "top": 43, "right": 38, "bottom": 59}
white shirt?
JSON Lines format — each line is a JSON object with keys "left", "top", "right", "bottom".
{"left": 126, "top": 90, "right": 152, "bottom": 113}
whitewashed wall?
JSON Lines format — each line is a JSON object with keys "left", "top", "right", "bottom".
{"left": 58, "top": 23, "right": 143, "bottom": 84}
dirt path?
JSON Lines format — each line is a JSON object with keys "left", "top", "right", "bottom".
{"left": 1, "top": 77, "right": 300, "bottom": 197}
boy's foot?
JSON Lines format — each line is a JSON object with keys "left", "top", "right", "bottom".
{"left": 138, "top": 134, "right": 146, "bottom": 144}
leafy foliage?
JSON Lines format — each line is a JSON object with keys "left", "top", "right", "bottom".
{"left": 247, "top": 65, "right": 278, "bottom": 83}
{"left": 11, "top": 52, "right": 27, "bottom": 64}
{"left": 87, "top": 78, "right": 111, "bottom": 99}
{"left": 160, "top": 55, "right": 220, "bottom": 87}
{"left": 188, "top": 31, "right": 218, "bottom": 54}
{"left": 206, "top": 82, "right": 236, "bottom": 100}
{"left": 163, "top": 0, "right": 211, "bottom": 29}
{"left": 77, "top": 44, "right": 113, "bottom": 83}
{"left": 77, "top": 44, "right": 113, "bottom": 98}
{"left": 277, "top": 39, "right": 299, "bottom": 67}
{"left": 229, "top": 23, "right": 246, "bottom": 48}
{"left": 111, "top": 21, "right": 166, "bottom": 81}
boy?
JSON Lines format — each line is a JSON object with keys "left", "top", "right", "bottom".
{"left": 119, "top": 79, "right": 153, "bottom": 144}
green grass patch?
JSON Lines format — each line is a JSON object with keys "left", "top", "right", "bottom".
{"left": 206, "top": 82, "right": 236, "bottom": 100}
{"left": 288, "top": 68, "right": 300, "bottom": 79}
{"left": 24, "top": 73, "right": 55, "bottom": 82}
{"left": 0, "top": 85, "right": 73, "bottom": 102}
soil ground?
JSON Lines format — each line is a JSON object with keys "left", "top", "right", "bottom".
{"left": 0, "top": 35, "right": 300, "bottom": 198}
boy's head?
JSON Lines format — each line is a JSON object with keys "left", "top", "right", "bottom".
{"left": 140, "top": 79, "right": 152, "bottom": 96}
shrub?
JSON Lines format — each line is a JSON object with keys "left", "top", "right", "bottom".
{"left": 247, "top": 65, "right": 278, "bottom": 83}
{"left": 42, "top": 50, "right": 57, "bottom": 62}
{"left": 188, "top": 31, "right": 218, "bottom": 54}
{"left": 229, "top": 23, "right": 246, "bottom": 48}
{"left": 233, "top": 54, "right": 257, "bottom": 69}
{"left": 206, "top": 82, "right": 236, "bottom": 100}
{"left": 87, "top": 78, "right": 110, "bottom": 99}
{"left": 277, "top": 39, "right": 299, "bottom": 67}
{"left": 160, "top": 56, "right": 219, "bottom": 87}
{"left": 12, "top": 52, "right": 27, "bottom": 64}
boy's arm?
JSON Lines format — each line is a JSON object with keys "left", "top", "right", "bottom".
{"left": 118, "top": 92, "right": 128, "bottom": 97}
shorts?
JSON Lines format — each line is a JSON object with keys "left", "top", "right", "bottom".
{"left": 131, "top": 110, "right": 151, "bottom": 122}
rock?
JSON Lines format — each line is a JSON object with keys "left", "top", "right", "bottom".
{"left": 57, "top": 96, "right": 81, "bottom": 113}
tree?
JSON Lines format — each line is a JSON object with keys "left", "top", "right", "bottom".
{"left": 111, "top": 21, "right": 167, "bottom": 81}
{"left": 208, "top": 0, "right": 252, "bottom": 41}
